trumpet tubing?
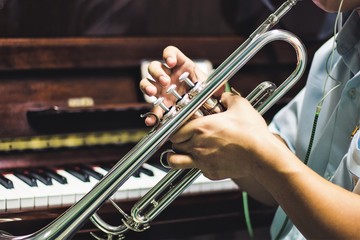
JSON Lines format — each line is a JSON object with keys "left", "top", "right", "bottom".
{"left": 0, "top": 1, "right": 306, "bottom": 239}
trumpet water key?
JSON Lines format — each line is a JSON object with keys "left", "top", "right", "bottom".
{"left": 0, "top": 0, "right": 306, "bottom": 239}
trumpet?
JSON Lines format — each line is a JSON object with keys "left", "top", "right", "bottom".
{"left": 0, "top": 0, "right": 307, "bottom": 239}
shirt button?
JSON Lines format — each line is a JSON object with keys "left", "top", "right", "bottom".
{"left": 325, "top": 172, "right": 332, "bottom": 180}
{"left": 348, "top": 88, "right": 357, "bottom": 99}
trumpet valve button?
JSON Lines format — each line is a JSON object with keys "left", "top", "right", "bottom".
{"left": 179, "top": 72, "right": 195, "bottom": 88}
{"left": 166, "top": 84, "right": 182, "bottom": 100}
{"left": 153, "top": 97, "right": 170, "bottom": 112}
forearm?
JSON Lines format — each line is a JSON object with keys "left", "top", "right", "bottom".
{"left": 254, "top": 136, "right": 360, "bottom": 239}
{"left": 231, "top": 133, "right": 290, "bottom": 205}
{"left": 232, "top": 177, "right": 277, "bottom": 206}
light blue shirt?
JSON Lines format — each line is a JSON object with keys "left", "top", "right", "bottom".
{"left": 268, "top": 11, "right": 360, "bottom": 239}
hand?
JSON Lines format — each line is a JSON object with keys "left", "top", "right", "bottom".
{"left": 168, "top": 92, "right": 277, "bottom": 180}
{"left": 139, "top": 46, "right": 208, "bottom": 126}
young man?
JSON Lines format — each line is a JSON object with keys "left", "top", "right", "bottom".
{"left": 140, "top": 0, "right": 360, "bottom": 239}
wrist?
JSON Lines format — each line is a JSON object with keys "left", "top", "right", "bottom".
{"left": 250, "top": 132, "right": 299, "bottom": 186}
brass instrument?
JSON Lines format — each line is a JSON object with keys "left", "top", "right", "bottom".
{"left": 0, "top": 0, "right": 306, "bottom": 239}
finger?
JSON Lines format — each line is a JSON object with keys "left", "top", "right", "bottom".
{"left": 144, "top": 115, "right": 156, "bottom": 127}
{"left": 148, "top": 61, "right": 172, "bottom": 86}
{"left": 171, "top": 139, "right": 194, "bottom": 155}
{"left": 144, "top": 106, "right": 163, "bottom": 126}
{"left": 139, "top": 78, "right": 158, "bottom": 97}
{"left": 169, "top": 118, "right": 200, "bottom": 144}
{"left": 163, "top": 46, "right": 198, "bottom": 79}
{"left": 220, "top": 92, "right": 243, "bottom": 109}
{"left": 162, "top": 46, "right": 185, "bottom": 69}
{"left": 167, "top": 152, "right": 196, "bottom": 169}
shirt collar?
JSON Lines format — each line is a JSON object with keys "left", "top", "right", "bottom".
{"left": 336, "top": 11, "right": 360, "bottom": 75}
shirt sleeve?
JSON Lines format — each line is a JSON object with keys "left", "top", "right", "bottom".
{"left": 348, "top": 131, "right": 360, "bottom": 178}
{"left": 268, "top": 89, "right": 305, "bottom": 153}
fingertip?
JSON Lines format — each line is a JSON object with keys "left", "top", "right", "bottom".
{"left": 220, "top": 92, "right": 235, "bottom": 108}
{"left": 167, "top": 153, "right": 180, "bottom": 169}
{"left": 220, "top": 91, "right": 230, "bottom": 102}
{"left": 167, "top": 153, "right": 196, "bottom": 169}
{"left": 163, "top": 46, "right": 178, "bottom": 65}
{"left": 145, "top": 85, "right": 157, "bottom": 96}
{"left": 159, "top": 75, "right": 171, "bottom": 86}
{"left": 145, "top": 116, "right": 155, "bottom": 127}
{"left": 165, "top": 56, "right": 176, "bottom": 68}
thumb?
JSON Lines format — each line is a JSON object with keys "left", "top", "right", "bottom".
{"left": 220, "top": 91, "right": 243, "bottom": 109}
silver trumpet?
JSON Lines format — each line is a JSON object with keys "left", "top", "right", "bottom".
{"left": 0, "top": 1, "right": 307, "bottom": 239}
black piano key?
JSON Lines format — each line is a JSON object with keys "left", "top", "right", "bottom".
{"left": 101, "top": 163, "right": 151, "bottom": 178}
{"left": 0, "top": 174, "right": 14, "bottom": 189}
{"left": 14, "top": 170, "right": 37, "bottom": 187}
{"left": 132, "top": 169, "right": 141, "bottom": 178}
{"left": 65, "top": 166, "right": 90, "bottom": 182}
{"left": 100, "top": 163, "right": 114, "bottom": 171}
{"left": 101, "top": 162, "right": 140, "bottom": 178}
{"left": 139, "top": 166, "right": 154, "bottom": 177}
{"left": 152, "top": 163, "right": 170, "bottom": 173}
{"left": 80, "top": 165, "right": 103, "bottom": 180}
{"left": 29, "top": 169, "right": 53, "bottom": 186}
{"left": 43, "top": 168, "right": 67, "bottom": 184}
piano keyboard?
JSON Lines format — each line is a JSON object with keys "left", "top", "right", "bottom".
{"left": 0, "top": 163, "right": 238, "bottom": 212}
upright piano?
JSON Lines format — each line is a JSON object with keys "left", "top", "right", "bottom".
{"left": 0, "top": 36, "right": 316, "bottom": 239}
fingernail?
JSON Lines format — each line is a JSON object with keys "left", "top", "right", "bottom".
{"left": 145, "top": 116, "right": 154, "bottom": 126}
{"left": 145, "top": 85, "right": 156, "bottom": 95}
{"left": 159, "top": 75, "right": 171, "bottom": 85}
{"left": 166, "top": 57, "right": 176, "bottom": 67}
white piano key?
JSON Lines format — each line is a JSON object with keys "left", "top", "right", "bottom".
{"left": 92, "top": 166, "right": 119, "bottom": 201}
{"left": 197, "top": 174, "right": 215, "bottom": 191}
{"left": 56, "top": 170, "right": 98, "bottom": 202}
{"left": 45, "top": 163, "right": 238, "bottom": 209}
{"left": 222, "top": 179, "right": 239, "bottom": 190}
{"left": 7, "top": 174, "right": 49, "bottom": 209}
{"left": 34, "top": 180, "right": 63, "bottom": 208}
{"left": 59, "top": 183, "right": 77, "bottom": 206}
{"left": 5, "top": 174, "right": 36, "bottom": 210}
{"left": 143, "top": 164, "right": 167, "bottom": 180}
{"left": 145, "top": 164, "right": 238, "bottom": 195}
{"left": 138, "top": 164, "right": 166, "bottom": 197}
{"left": 0, "top": 163, "right": 239, "bottom": 213}
{"left": 120, "top": 177, "right": 143, "bottom": 200}
{"left": 44, "top": 169, "right": 77, "bottom": 206}
{"left": 89, "top": 166, "right": 125, "bottom": 201}
{"left": 0, "top": 184, "right": 20, "bottom": 212}
{"left": 0, "top": 190, "right": 5, "bottom": 211}
{"left": 184, "top": 173, "right": 238, "bottom": 194}
{"left": 93, "top": 164, "right": 166, "bottom": 201}
{"left": 91, "top": 166, "right": 108, "bottom": 178}
{"left": 94, "top": 166, "right": 131, "bottom": 201}
{"left": 122, "top": 164, "right": 167, "bottom": 200}
{"left": 96, "top": 163, "right": 239, "bottom": 200}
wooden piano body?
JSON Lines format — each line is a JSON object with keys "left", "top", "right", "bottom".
{"left": 0, "top": 36, "right": 318, "bottom": 239}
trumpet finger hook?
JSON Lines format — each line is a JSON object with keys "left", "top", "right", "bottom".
{"left": 160, "top": 149, "right": 175, "bottom": 169}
